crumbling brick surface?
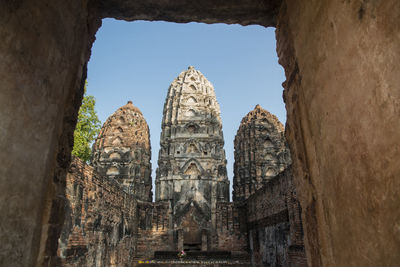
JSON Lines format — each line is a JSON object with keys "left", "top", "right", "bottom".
{"left": 92, "top": 101, "right": 152, "bottom": 201}
{"left": 233, "top": 105, "right": 291, "bottom": 202}
{"left": 135, "top": 201, "right": 173, "bottom": 261}
{"left": 59, "top": 157, "right": 138, "bottom": 267}
{"left": 214, "top": 202, "right": 248, "bottom": 252}
{"left": 246, "top": 167, "right": 307, "bottom": 266}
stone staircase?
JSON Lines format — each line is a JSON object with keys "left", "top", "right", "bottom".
{"left": 135, "top": 251, "right": 251, "bottom": 266}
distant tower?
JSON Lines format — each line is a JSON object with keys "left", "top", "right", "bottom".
{"left": 156, "top": 66, "right": 229, "bottom": 250}
{"left": 233, "top": 105, "right": 291, "bottom": 202}
{"left": 92, "top": 101, "right": 152, "bottom": 201}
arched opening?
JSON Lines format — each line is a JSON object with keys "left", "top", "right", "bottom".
{"left": 182, "top": 214, "right": 202, "bottom": 251}
{"left": 106, "top": 166, "right": 119, "bottom": 175}
{"left": 187, "top": 96, "right": 197, "bottom": 104}
{"left": 185, "top": 109, "right": 196, "bottom": 117}
{"left": 109, "top": 152, "right": 121, "bottom": 160}
{"left": 184, "top": 162, "right": 201, "bottom": 176}
{"left": 81, "top": 20, "right": 289, "bottom": 261}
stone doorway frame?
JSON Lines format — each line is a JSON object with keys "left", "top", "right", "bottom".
{"left": 1, "top": 1, "right": 399, "bottom": 266}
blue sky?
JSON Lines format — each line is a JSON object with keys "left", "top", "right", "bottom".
{"left": 87, "top": 19, "right": 286, "bottom": 198}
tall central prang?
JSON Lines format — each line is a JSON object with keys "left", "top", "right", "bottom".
{"left": 155, "top": 66, "right": 229, "bottom": 250}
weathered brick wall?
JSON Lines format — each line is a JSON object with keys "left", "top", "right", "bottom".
{"left": 214, "top": 202, "right": 248, "bottom": 253}
{"left": 59, "top": 157, "right": 138, "bottom": 267}
{"left": 246, "top": 167, "right": 307, "bottom": 266}
{"left": 135, "top": 201, "right": 173, "bottom": 261}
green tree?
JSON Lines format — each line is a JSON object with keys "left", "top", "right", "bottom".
{"left": 72, "top": 82, "right": 101, "bottom": 162}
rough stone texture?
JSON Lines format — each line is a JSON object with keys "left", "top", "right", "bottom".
{"left": 96, "top": 0, "right": 282, "bottom": 27}
{"left": 59, "top": 157, "right": 138, "bottom": 267}
{"left": 92, "top": 101, "right": 152, "bottom": 201}
{"left": 246, "top": 167, "right": 307, "bottom": 267}
{"left": 233, "top": 104, "right": 291, "bottom": 202}
{"left": 276, "top": 1, "right": 400, "bottom": 265}
{"left": 0, "top": 1, "right": 100, "bottom": 266}
{"left": 155, "top": 66, "right": 230, "bottom": 251}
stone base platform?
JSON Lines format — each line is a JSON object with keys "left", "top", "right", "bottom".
{"left": 154, "top": 251, "right": 231, "bottom": 260}
{"left": 136, "top": 251, "right": 250, "bottom": 266}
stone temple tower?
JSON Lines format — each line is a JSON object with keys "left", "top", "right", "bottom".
{"left": 92, "top": 101, "right": 152, "bottom": 201}
{"left": 156, "top": 66, "right": 229, "bottom": 250}
{"left": 233, "top": 105, "right": 291, "bottom": 202}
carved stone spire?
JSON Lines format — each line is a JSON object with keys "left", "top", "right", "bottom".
{"left": 92, "top": 101, "right": 152, "bottom": 201}
{"left": 233, "top": 105, "right": 291, "bottom": 202}
{"left": 155, "top": 67, "right": 229, "bottom": 242}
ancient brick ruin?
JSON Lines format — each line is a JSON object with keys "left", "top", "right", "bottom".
{"left": 59, "top": 158, "right": 138, "bottom": 266}
{"left": 233, "top": 104, "right": 291, "bottom": 202}
{"left": 246, "top": 167, "right": 306, "bottom": 266}
{"left": 2, "top": 1, "right": 399, "bottom": 266}
{"left": 233, "top": 105, "right": 306, "bottom": 266}
{"left": 58, "top": 67, "right": 307, "bottom": 266}
{"left": 92, "top": 101, "right": 152, "bottom": 201}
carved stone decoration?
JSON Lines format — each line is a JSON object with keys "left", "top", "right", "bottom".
{"left": 233, "top": 104, "right": 291, "bottom": 202}
{"left": 92, "top": 101, "right": 152, "bottom": 201}
{"left": 155, "top": 66, "right": 229, "bottom": 249}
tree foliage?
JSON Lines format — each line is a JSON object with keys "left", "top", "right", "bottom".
{"left": 72, "top": 82, "right": 101, "bottom": 162}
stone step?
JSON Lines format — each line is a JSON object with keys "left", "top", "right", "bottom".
{"left": 135, "top": 250, "right": 250, "bottom": 267}
{"left": 136, "top": 259, "right": 251, "bottom": 267}
{"left": 153, "top": 250, "right": 232, "bottom": 260}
